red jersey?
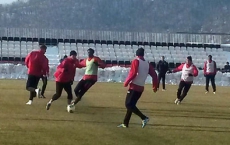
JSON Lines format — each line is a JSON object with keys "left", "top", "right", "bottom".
{"left": 43, "top": 56, "right": 49, "bottom": 76}
{"left": 25, "top": 50, "right": 49, "bottom": 77}
{"left": 203, "top": 60, "right": 217, "bottom": 75}
{"left": 124, "top": 56, "right": 158, "bottom": 92}
{"left": 173, "top": 63, "right": 198, "bottom": 84}
{"left": 80, "top": 56, "right": 106, "bottom": 81}
{"left": 54, "top": 57, "right": 81, "bottom": 83}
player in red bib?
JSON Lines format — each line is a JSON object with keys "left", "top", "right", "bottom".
{"left": 172, "top": 56, "right": 198, "bottom": 105}
{"left": 117, "top": 48, "right": 158, "bottom": 128}
{"left": 203, "top": 55, "right": 217, "bottom": 94}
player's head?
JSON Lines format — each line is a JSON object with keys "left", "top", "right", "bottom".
{"left": 69, "top": 50, "right": 77, "bottom": 59}
{"left": 87, "top": 48, "right": 94, "bottom": 57}
{"left": 208, "top": 55, "right": 212, "bottom": 61}
{"left": 161, "top": 56, "right": 165, "bottom": 61}
{"left": 186, "top": 56, "right": 192, "bottom": 64}
{"left": 226, "top": 62, "right": 229, "bottom": 65}
{"left": 63, "top": 55, "right": 67, "bottom": 59}
{"left": 136, "top": 48, "right": 144, "bottom": 57}
{"left": 40, "top": 45, "right": 47, "bottom": 53}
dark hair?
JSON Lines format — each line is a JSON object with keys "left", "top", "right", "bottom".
{"left": 70, "top": 50, "right": 77, "bottom": 56}
{"left": 87, "top": 48, "right": 95, "bottom": 54}
{"left": 63, "top": 55, "right": 67, "bottom": 58}
{"left": 187, "top": 56, "right": 192, "bottom": 62}
{"left": 40, "top": 45, "right": 47, "bottom": 49}
{"left": 208, "top": 55, "right": 212, "bottom": 58}
{"left": 136, "top": 48, "right": 144, "bottom": 56}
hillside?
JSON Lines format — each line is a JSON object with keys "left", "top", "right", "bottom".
{"left": 0, "top": 0, "right": 229, "bottom": 34}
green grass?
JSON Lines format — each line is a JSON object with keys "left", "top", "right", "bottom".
{"left": 0, "top": 80, "right": 230, "bottom": 145}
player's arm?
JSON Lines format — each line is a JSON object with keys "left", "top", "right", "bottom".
{"left": 214, "top": 61, "right": 217, "bottom": 75}
{"left": 124, "top": 59, "right": 139, "bottom": 87}
{"left": 57, "top": 59, "right": 69, "bottom": 72}
{"left": 172, "top": 63, "right": 184, "bottom": 73}
{"left": 75, "top": 59, "right": 83, "bottom": 68}
{"left": 203, "top": 61, "right": 207, "bottom": 75}
{"left": 79, "top": 59, "right": 87, "bottom": 67}
{"left": 45, "top": 57, "right": 49, "bottom": 76}
{"left": 25, "top": 53, "right": 31, "bottom": 68}
{"left": 192, "top": 65, "right": 199, "bottom": 77}
{"left": 148, "top": 64, "right": 158, "bottom": 92}
{"left": 166, "top": 62, "right": 169, "bottom": 72}
{"left": 95, "top": 57, "right": 106, "bottom": 69}
{"left": 156, "top": 61, "right": 160, "bottom": 71}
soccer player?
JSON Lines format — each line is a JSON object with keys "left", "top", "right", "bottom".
{"left": 70, "top": 48, "right": 106, "bottom": 107}
{"left": 117, "top": 48, "right": 158, "bottom": 128}
{"left": 59, "top": 55, "right": 67, "bottom": 63}
{"left": 25, "top": 45, "right": 49, "bottom": 105}
{"left": 46, "top": 50, "right": 81, "bottom": 110}
{"left": 173, "top": 56, "right": 198, "bottom": 105}
{"left": 35, "top": 55, "right": 49, "bottom": 98}
{"left": 203, "top": 55, "right": 217, "bottom": 94}
{"left": 156, "top": 56, "right": 169, "bottom": 91}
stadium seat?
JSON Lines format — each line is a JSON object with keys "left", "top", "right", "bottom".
{"left": 169, "top": 62, "right": 175, "bottom": 68}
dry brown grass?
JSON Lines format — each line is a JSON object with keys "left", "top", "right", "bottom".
{"left": 0, "top": 80, "right": 230, "bottom": 145}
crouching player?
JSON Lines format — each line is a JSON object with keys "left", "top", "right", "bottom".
{"left": 172, "top": 56, "right": 198, "bottom": 105}
{"left": 117, "top": 48, "right": 158, "bottom": 128}
{"left": 46, "top": 51, "right": 81, "bottom": 111}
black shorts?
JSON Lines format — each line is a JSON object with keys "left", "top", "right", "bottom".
{"left": 26, "top": 75, "right": 40, "bottom": 91}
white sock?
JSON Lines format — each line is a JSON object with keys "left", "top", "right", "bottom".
{"left": 48, "top": 99, "right": 52, "bottom": 104}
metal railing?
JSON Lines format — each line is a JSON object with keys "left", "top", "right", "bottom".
{"left": 0, "top": 27, "right": 225, "bottom": 44}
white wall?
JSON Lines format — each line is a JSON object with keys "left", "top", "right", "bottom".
{"left": 0, "top": 63, "right": 230, "bottom": 86}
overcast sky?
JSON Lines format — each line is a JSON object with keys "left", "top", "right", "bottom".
{"left": 0, "top": 0, "right": 17, "bottom": 4}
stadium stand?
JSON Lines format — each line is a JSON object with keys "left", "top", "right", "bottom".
{"left": 0, "top": 38, "right": 227, "bottom": 70}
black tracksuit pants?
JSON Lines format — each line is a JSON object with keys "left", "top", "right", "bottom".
{"left": 52, "top": 82, "right": 73, "bottom": 101}
{"left": 158, "top": 73, "right": 166, "bottom": 89}
{"left": 177, "top": 81, "right": 192, "bottom": 102}
{"left": 123, "top": 89, "right": 147, "bottom": 127}
{"left": 205, "top": 74, "right": 216, "bottom": 92}
{"left": 41, "top": 76, "right": 47, "bottom": 96}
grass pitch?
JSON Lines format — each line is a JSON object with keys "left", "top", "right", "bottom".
{"left": 0, "top": 80, "right": 230, "bottom": 145}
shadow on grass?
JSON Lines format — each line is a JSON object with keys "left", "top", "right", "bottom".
{"left": 151, "top": 123, "right": 230, "bottom": 133}
{"left": 19, "top": 117, "right": 230, "bottom": 133}
{"left": 140, "top": 100, "right": 230, "bottom": 108}
{"left": 84, "top": 106, "right": 230, "bottom": 120}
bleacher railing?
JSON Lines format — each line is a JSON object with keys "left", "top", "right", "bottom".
{"left": 0, "top": 27, "right": 225, "bottom": 44}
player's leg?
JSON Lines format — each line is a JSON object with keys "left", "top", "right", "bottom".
{"left": 46, "top": 82, "right": 64, "bottom": 110}
{"left": 175, "top": 81, "right": 185, "bottom": 104}
{"left": 72, "top": 80, "right": 95, "bottom": 105}
{"left": 157, "top": 73, "right": 162, "bottom": 89}
{"left": 73, "top": 79, "right": 85, "bottom": 96}
{"left": 41, "top": 76, "right": 47, "bottom": 98}
{"left": 162, "top": 74, "right": 166, "bottom": 90}
{"left": 118, "top": 89, "right": 134, "bottom": 128}
{"left": 120, "top": 90, "right": 134, "bottom": 127}
{"left": 26, "top": 75, "right": 40, "bottom": 105}
{"left": 179, "top": 83, "right": 192, "bottom": 102}
{"left": 35, "top": 77, "right": 41, "bottom": 98}
{"left": 72, "top": 79, "right": 86, "bottom": 104}
{"left": 63, "top": 82, "right": 73, "bottom": 105}
{"left": 124, "top": 90, "right": 148, "bottom": 128}
{"left": 205, "top": 75, "right": 210, "bottom": 93}
{"left": 210, "top": 75, "right": 216, "bottom": 93}
{"left": 128, "top": 90, "right": 149, "bottom": 128}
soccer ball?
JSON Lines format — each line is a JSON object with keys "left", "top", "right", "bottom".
{"left": 67, "top": 105, "right": 75, "bottom": 113}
